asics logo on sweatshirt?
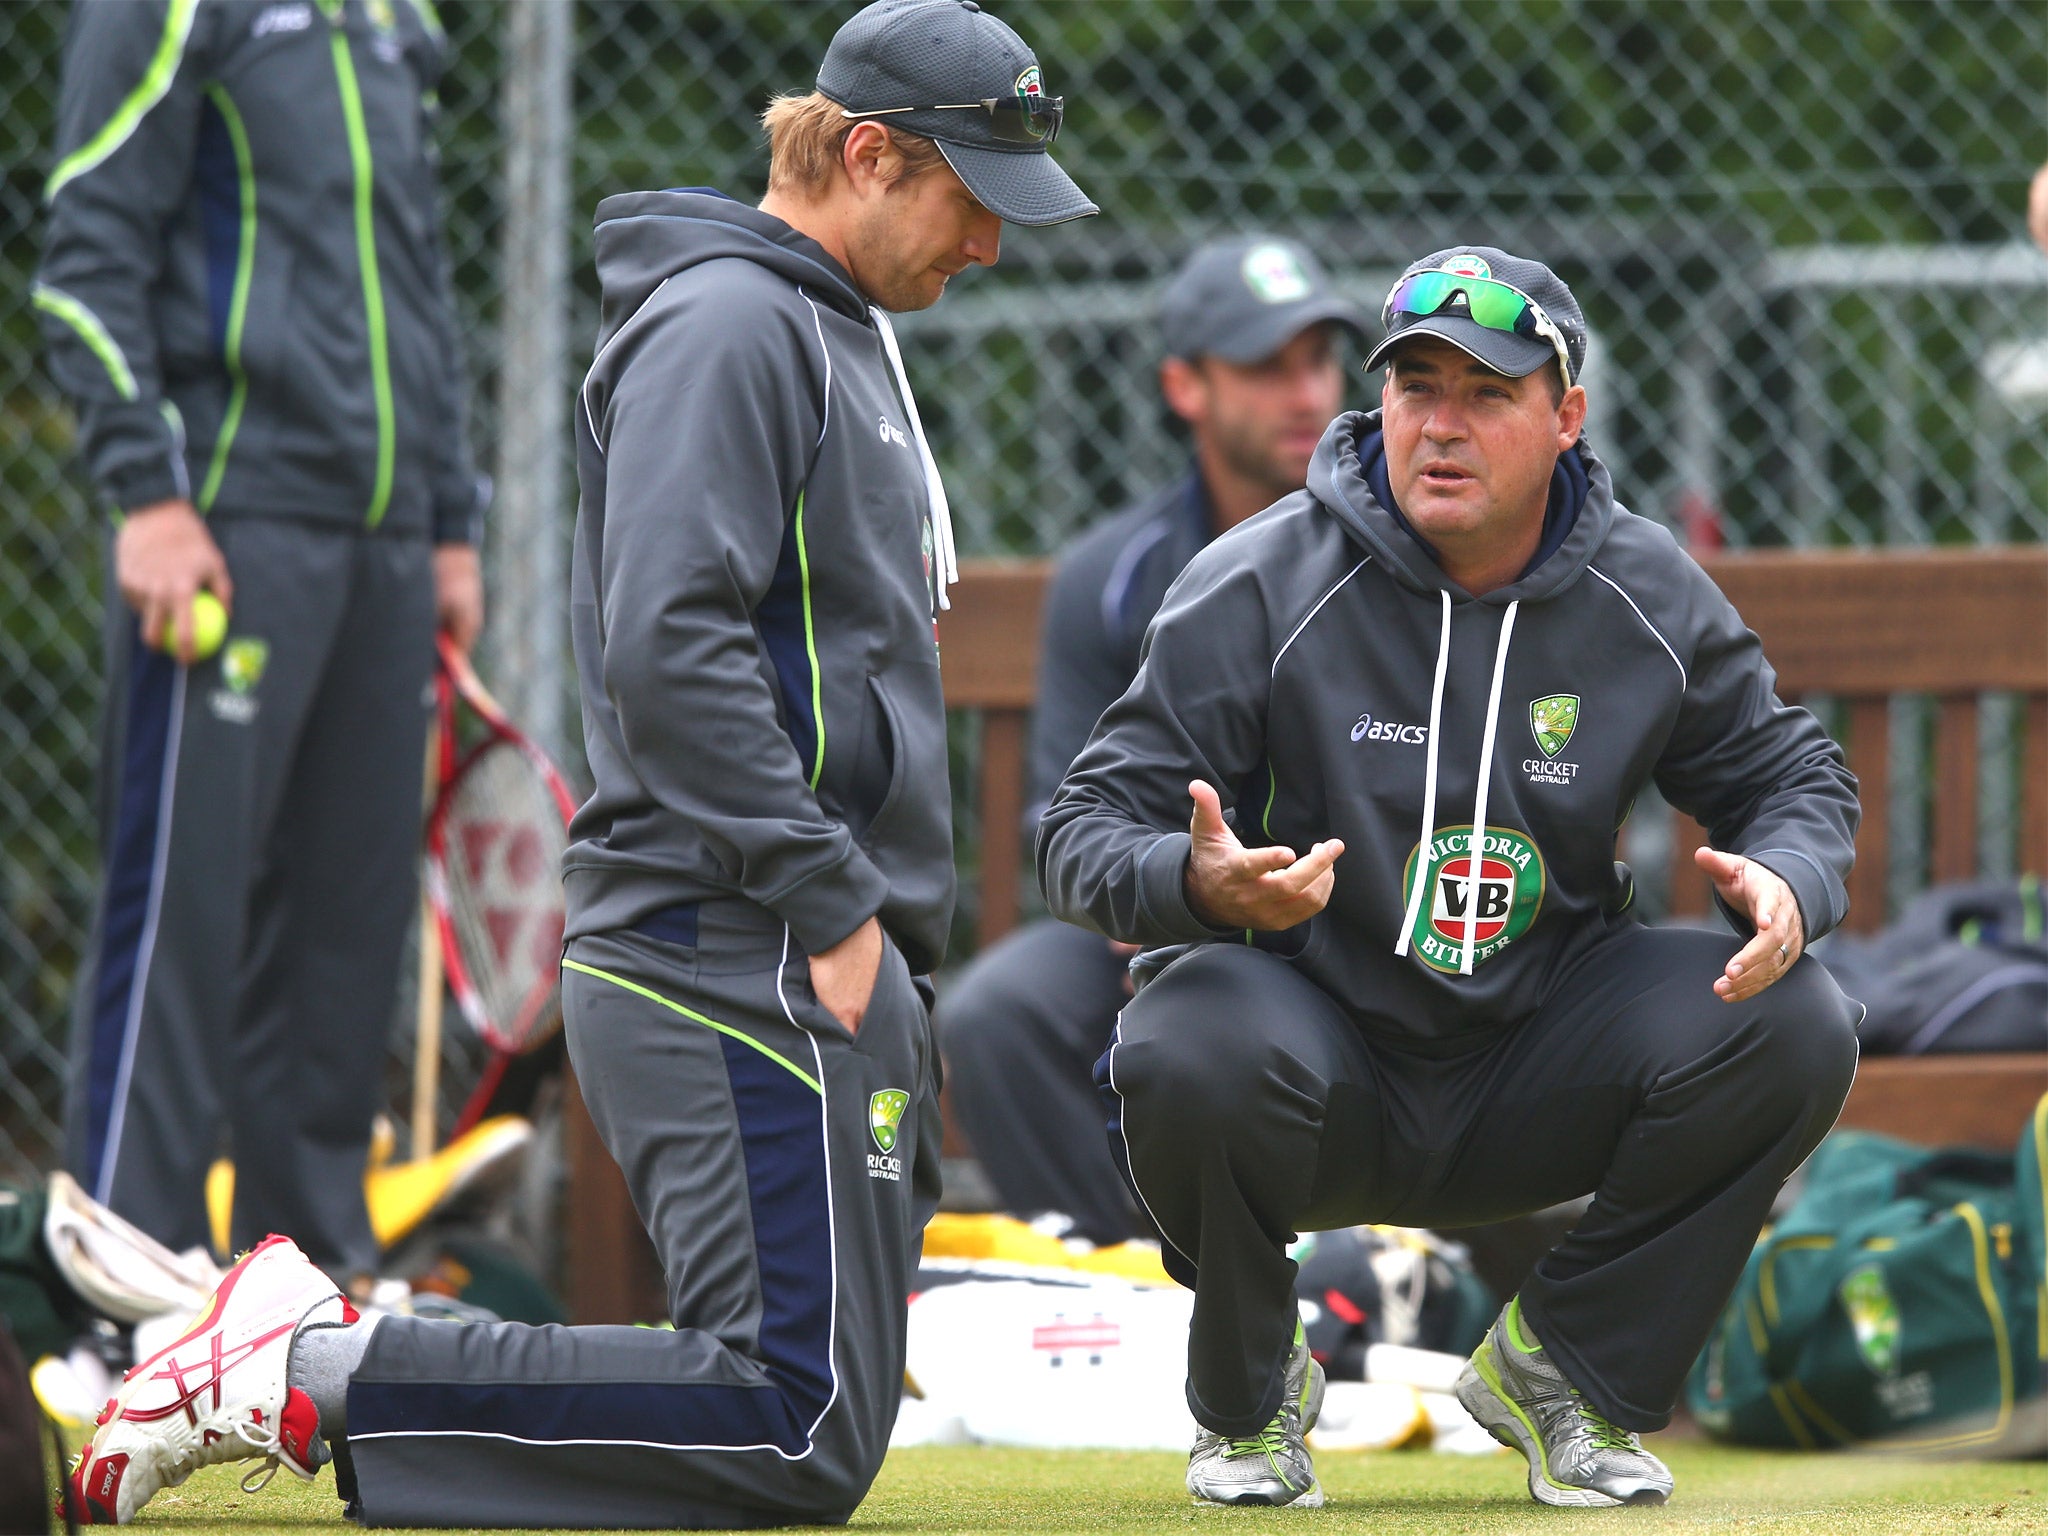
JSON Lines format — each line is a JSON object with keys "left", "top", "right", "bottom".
{"left": 878, "top": 416, "right": 909, "bottom": 449}
{"left": 1350, "top": 712, "right": 1428, "bottom": 745}
{"left": 252, "top": 4, "right": 313, "bottom": 37}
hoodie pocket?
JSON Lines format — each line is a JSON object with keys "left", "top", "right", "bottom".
{"left": 854, "top": 673, "right": 911, "bottom": 851}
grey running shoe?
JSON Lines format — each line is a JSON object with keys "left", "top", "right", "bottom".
{"left": 1185, "top": 1322, "right": 1326, "bottom": 1508}
{"left": 1455, "top": 1298, "right": 1674, "bottom": 1508}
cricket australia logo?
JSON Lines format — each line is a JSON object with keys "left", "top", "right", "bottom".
{"left": 1840, "top": 1266, "right": 1900, "bottom": 1378}
{"left": 867, "top": 1089, "right": 908, "bottom": 1182}
{"left": 1529, "top": 694, "right": 1579, "bottom": 757}
{"left": 222, "top": 637, "right": 269, "bottom": 695}
{"left": 1401, "top": 824, "right": 1545, "bottom": 973}
{"left": 1525, "top": 693, "right": 1581, "bottom": 786}
{"left": 210, "top": 636, "right": 270, "bottom": 725}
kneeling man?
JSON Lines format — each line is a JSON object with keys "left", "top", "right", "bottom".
{"left": 1038, "top": 247, "right": 1860, "bottom": 1509}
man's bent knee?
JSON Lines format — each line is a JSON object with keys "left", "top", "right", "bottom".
{"left": 1110, "top": 945, "right": 1326, "bottom": 1127}
{"left": 1753, "top": 960, "right": 1860, "bottom": 1105}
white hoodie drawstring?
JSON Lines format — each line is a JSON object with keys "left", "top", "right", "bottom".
{"left": 1394, "top": 590, "right": 1454, "bottom": 958}
{"left": 870, "top": 307, "right": 959, "bottom": 610}
{"left": 1391, "top": 594, "right": 1523, "bottom": 975}
{"left": 1461, "top": 600, "right": 1521, "bottom": 975}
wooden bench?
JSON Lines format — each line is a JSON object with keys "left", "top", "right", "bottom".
{"left": 935, "top": 547, "right": 2048, "bottom": 1157}
{"left": 565, "top": 546, "right": 2047, "bottom": 1321}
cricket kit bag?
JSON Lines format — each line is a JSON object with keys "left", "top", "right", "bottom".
{"left": 1687, "top": 1093, "right": 2047, "bottom": 1455}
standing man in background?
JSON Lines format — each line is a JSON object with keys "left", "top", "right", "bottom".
{"left": 938, "top": 235, "right": 1365, "bottom": 1243}
{"left": 70, "top": 0, "right": 1100, "bottom": 1526}
{"left": 37, "top": 0, "right": 487, "bottom": 1293}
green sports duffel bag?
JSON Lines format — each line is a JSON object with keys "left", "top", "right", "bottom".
{"left": 1687, "top": 1092, "right": 2046, "bottom": 1454}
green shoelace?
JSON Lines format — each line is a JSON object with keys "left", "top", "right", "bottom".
{"left": 1221, "top": 1424, "right": 1290, "bottom": 1462}
{"left": 1575, "top": 1399, "right": 1639, "bottom": 1451}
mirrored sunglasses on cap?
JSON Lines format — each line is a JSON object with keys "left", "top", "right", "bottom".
{"left": 841, "top": 93, "right": 1063, "bottom": 145}
{"left": 1382, "top": 270, "right": 1574, "bottom": 390}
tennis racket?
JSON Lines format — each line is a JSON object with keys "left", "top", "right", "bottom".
{"left": 421, "top": 633, "right": 577, "bottom": 1145}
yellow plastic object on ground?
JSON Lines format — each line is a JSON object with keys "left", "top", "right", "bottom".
{"left": 205, "top": 1115, "right": 533, "bottom": 1258}
{"left": 920, "top": 1212, "right": 1174, "bottom": 1286}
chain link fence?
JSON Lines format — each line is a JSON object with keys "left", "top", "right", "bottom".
{"left": 2, "top": 0, "right": 2043, "bottom": 1175}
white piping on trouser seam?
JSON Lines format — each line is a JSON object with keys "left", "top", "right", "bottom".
{"left": 1462, "top": 600, "right": 1520, "bottom": 975}
{"left": 97, "top": 666, "right": 187, "bottom": 1204}
{"left": 778, "top": 926, "right": 843, "bottom": 1443}
{"left": 870, "top": 307, "right": 957, "bottom": 608}
{"left": 1105, "top": 1013, "right": 1194, "bottom": 1268}
{"left": 1394, "top": 591, "right": 1453, "bottom": 958}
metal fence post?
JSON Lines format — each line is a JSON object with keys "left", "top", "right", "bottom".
{"left": 490, "top": 0, "right": 574, "bottom": 756}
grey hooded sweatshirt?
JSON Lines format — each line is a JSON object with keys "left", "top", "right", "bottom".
{"left": 564, "top": 191, "right": 955, "bottom": 975}
{"left": 1039, "top": 408, "right": 1859, "bottom": 1047}
{"left": 36, "top": 0, "right": 483, "bottom": 541}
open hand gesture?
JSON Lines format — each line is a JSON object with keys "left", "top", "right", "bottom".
{"left": 1695, "top": 847, "right": 1805, "bottom": 1003}
{"left": 1183, "top": 780, "right": 1343, "bottom": 931}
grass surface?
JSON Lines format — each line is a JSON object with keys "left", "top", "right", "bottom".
{"left": 117, "top": 1441, "right": 2042, "bottom": 1534}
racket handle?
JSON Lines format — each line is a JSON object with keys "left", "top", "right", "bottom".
{"left": 412, "top": 891, "right": 444, "bottom": 1160}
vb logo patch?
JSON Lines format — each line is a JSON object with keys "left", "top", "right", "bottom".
{"left": 1401, "top": 824, "right": 1545, "bottom": 972}
{"left": 1529, "top": 693, "right": 1579, "bottom": 758}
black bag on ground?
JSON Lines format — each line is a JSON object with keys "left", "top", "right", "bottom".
{"left": 1816, "top": 878, "right": 2048, "bottom": 1055}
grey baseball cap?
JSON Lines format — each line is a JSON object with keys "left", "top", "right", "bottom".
{"left": 1158, "top": 236, "right": 1368, "bottom": 364}
{"left": 1363, "top": 246, "right": 1587, "bottom": 386}
{"left": 817, "top": 0, "right": 1097, "bottom": 227}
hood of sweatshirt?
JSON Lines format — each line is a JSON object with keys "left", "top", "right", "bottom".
{"left": 590, "top": 189, "right": 870, "bottom": 354}
{"left": 1308, "top": 408, "right": 1615, "bottom": 606}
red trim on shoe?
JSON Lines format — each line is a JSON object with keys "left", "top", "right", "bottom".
{"left": 71, "top": 1449, "right": 126, "bottom": 1525}
{"left": 279, "top": 1387, "right": 322, "bottom": 1474}
{"left": 115, "top": 1316, "right": 303, "bottom": 1427}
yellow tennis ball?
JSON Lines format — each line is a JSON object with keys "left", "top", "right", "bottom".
{"left": 156, "top": 590, "right": 229, "bottom": 662}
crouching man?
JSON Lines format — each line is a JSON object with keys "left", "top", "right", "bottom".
{"left": 1038, "top": 247, "right": 1860, "bottom": 1509}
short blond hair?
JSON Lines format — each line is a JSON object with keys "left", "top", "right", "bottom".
{"left": 762, "top": 91, "right": 947, "bottom": 199}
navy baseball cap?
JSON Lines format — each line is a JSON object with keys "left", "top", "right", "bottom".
{"left": 817, "top": 0, "right": 1097, "bottom": 227}
{"left": 1159, "top": 235, "right": 1368, "bottom": 364}
{"left": 1363, "top": 246, "right": 1587, "bottom": 388}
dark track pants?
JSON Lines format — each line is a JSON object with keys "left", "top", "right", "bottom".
{"left": 344, "top": 918, "right": 941, "bottom": 1528}
{"left": 1100, "top": 926, "right": 1859, "bottom": 1438}
{"left": 65, "top": 518, "right": 434, "bottom": 1278}
{"left": 936, "top": 918, "right": 1143, "bottom": 1244}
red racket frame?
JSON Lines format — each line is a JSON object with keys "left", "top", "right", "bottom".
{"left": 422, "top": 634, "right": 577, "bottom": 1140}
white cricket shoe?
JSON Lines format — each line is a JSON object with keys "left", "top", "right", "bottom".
{"left": 69, "top": 1234, "right": 350, "bottom": 1524}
